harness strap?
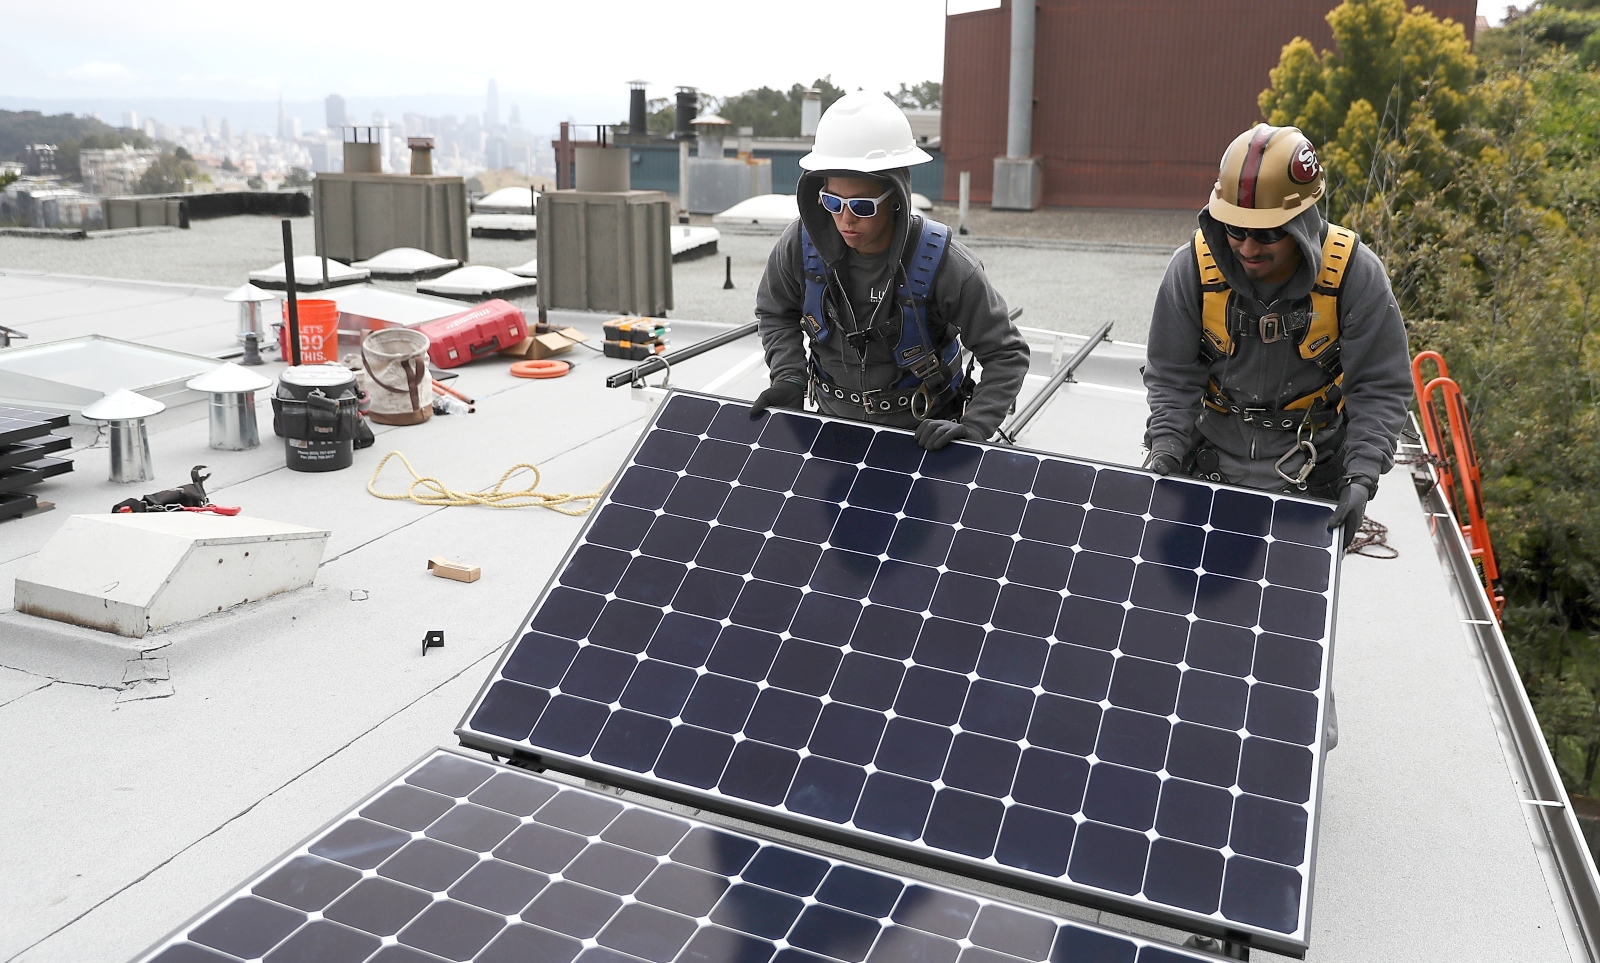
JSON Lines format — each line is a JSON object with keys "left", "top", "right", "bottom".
{"left": 800, "top": 227, "right": 830, "bottom": 342}
{"left": 799, "top": 217, "right": 963, "bottom": 404}
{"left": 1193, "top": 223, "right": 1356, "bottom": 417}
{"left": 1203, "top": 375, "right": 1346, "bottom": 430}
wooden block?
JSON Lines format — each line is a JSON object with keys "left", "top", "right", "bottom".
{"left": 427, "top": 557, "right": 481, "bottom": 583}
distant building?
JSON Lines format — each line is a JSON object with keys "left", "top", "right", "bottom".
{"left": 219, "top": 118, "right": 232, "bottom": 142}
{"left": 23, "top": 144, "right": 57, "bottom": 177}
{"left": 487, "top": 78, "right": 500, "bottom": 130}
{"left": 326, "top": 94, "right": 346, "bottom": 130}
{"left": 485, "top": 135, "right": 510, "bottom": 171}
{"left": 79, "top": 146, "right": 161, "bottom": 195}
{"left": 122, "top": 110, "right": 138, "bottom": 131}
{"left": 1, "top": 178, "right": 103, "bottom": 228}
{"left": 902, "top": 109, "right": 941, "bottom": 149}
{"left": 306, "top": 140, "right": 340, "bottom": 174}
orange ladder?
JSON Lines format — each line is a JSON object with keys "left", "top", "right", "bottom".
{"left": 1412, "top": 351, "right": 1505, "bottom": 620}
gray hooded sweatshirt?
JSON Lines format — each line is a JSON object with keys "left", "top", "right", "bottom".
{"left": 1143, "top": 203, "right": 1412, "bottom": 490}
{"left": 754, "top": 166, "right": 1030, "bottom": 438}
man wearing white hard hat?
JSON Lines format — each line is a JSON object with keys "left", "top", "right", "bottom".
{"left": 753, "top": 92, "right": 1029, "bottom": 450}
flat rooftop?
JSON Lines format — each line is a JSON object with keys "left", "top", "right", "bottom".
{"left": 0, "top": 220, "right": 1591, "bottom": 963}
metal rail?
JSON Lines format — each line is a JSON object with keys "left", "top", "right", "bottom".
{"left": 1408, "top": 431, "right": 1600, "bottom": 961}
{"left": 995, "top": 318, "right": 1114, "bottom": 444}
{"left": 605, "top": 321, "right": 760, "bottom": 388}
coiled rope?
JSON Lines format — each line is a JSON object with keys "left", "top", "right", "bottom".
{"left": 367, "top": 450, "right": 606, "bottom": 515}
{"left": 1346, "top": 516, "right": 1397, "bottom": 559}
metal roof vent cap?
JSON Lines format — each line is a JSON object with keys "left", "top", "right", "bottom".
{"left": 694, "top": 113, "right": 732, "bottom": 159}
{"left": 224, "top": 283, "right": 275, "bottom": 345}
{"left": 188, "top": 363, "right": 271, "bottom": 451}
{"left": 82, "top": 389, "right": 166, "bottom": 483}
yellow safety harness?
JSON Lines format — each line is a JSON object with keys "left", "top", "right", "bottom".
{"left": 1195, "top": 224, "right": 1356, "bottom": 423}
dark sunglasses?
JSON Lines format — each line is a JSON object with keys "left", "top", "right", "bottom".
{"left": 1223, "top": 223, "right": 1290, "bottom": 244}
{"left": 819, "top": 189, "right": 893, "bottom": 217}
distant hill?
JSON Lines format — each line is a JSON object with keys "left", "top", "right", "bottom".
{"left": 0, "top": 110, "right": 150, "bottom": 177}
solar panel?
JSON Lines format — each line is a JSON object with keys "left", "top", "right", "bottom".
{"left": 132, "top": 748, "right": 1218, "bottom": 963}
{"left": 458, "top": 390, "right": 1341, "bottom": 956}
{"left": 0, "top": 414, "right": 56, "bottom": 447}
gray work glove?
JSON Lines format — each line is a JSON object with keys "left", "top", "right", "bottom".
{"left": 751, "top": 379, "right": 804, "bottom": 416}
{"left": 1147, "top": 451, "right": 1181, "bottom": 476}
{"left": 1328, "top": 481, "right": 1371, "bottom": 549}
{"left": 916, "top": 419, "right": 976, "bottom": 451}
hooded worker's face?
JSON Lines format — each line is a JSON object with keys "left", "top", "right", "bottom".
{"left": 824, "top": 176, "right": 897, "bottom": 256}
{"left": 1226, "top": 231, "right": 1302, "bottom": 285}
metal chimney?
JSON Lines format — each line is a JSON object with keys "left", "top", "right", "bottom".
{"left": 341, "top": 125, "right": 383, "bottom": 174}
{"left": 674, "top": 87, "right": 699, "bottom": 139}
{"left": 992, "top": 0, "right": 1044, "bottom": 209}
{"left": 1006, "top": 0, "right": 1036, "bottom": 159}
{"left": 628, "top": 81, "right": 649, "bottom": 135}
{"left": 801, "top": 88, "right": 822, "bottom": 138}
{"left": 408, "top": 136, "right": 435, "bottom": 175}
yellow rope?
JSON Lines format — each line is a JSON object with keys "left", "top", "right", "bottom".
{"left": 367, "top": 450, "right": 607, "bottom": 515}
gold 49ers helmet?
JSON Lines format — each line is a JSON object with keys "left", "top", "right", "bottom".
{"left": 1210, "top": 124, "right": 1325, "bottom": 229}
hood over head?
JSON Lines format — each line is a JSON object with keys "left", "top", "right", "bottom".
{"left": 798, "top": 166, "right": 917, "bottom": 268}
{"left": 1198, "top": 201, "right": 1327, "bottom": 305}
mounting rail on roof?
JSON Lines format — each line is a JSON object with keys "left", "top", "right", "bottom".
{"left": 605, "top": 321, "right": 759, "bottom": 388}
{"left": 998, "top": 318, "right": 1114, "bottom": 444}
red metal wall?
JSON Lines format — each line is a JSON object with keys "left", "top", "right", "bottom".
{"left": 941, "top": 0, "right": 1477, "bottom": 209}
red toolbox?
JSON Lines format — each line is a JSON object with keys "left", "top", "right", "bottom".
{"left": 414, "top": 300, "right": 525, "bottom": 369}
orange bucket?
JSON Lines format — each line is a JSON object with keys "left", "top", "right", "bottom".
{"left": 279, "top": 299, "right": 339, "bottom": 364}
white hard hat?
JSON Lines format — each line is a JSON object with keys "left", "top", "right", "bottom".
{"left": 799, "top": 91, "right": 933, "bottom": 173}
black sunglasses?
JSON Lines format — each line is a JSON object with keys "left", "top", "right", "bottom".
{"left": 1223, "top": 224, "right": 1290, "bottom": 244}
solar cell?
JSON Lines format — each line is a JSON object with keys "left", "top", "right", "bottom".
{"left": 131, "top": 749, "right": 1219, "bottom": 963}
{"left": 458, "top": 390, "right": 1341, "bottom": 956}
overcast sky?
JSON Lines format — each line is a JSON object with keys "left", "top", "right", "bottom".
{"left": 0, "top": 1, "right": 947, "bottom": 106}
{"left": 0, "top": 0, "right": 1522, "bottom": 131}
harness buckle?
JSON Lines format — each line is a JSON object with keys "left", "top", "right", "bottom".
{"left": 1259, "top": 313, "right": 1282, "bottom": 343}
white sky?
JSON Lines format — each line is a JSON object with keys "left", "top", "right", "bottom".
{"left": 1479, "top": 1, "right": 1516, "bottom": 25}
{"left": 0, "top": 0, "right": 1522, "bottom": 131}
{"left": 0, "top": 0, "right": 948, "bottom": 104}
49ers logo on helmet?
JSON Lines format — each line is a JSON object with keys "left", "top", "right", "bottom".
{"left": 1289, "top": 142, "right": 1322, "bottom": 184}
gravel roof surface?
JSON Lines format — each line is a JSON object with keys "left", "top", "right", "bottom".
{"left": 0, "top": 210, "right": 1181, "bottom": 343}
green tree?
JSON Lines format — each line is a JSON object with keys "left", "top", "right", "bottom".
{"left": 1259, "top": 0, "right": 1478, "bottom": 257}
{"left": 284, "top": 166, "right": 313, "bottom": 188}
{"left": 634, "top": 78, "right": 850, "bottom": 138}
{"left": 135, "top": 150, "right": 198, "bottom": 194}
{"left": 886, "top": 81, "right": 941, "bottom": 109}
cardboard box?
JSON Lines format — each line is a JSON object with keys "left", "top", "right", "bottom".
{"left": 499, "top": 326, "right": 587, "bottom": 360}
{"left": 427, "top": 558, "right": 481, "bottom": 583}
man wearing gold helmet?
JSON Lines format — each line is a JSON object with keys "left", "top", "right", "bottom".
{"left": 1143, "top": 124, "right": 1411, "bottom": 546}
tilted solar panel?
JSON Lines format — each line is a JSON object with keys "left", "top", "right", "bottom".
{"left": 131, "top": 748, "right": 1217, "bottom": 963}
{"left": 458, "top": 391, "right": 1341, "bottom": 956}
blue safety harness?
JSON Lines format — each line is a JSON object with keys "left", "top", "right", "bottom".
{"left": 800, "top": 216, "right": 963, "bottom": 416}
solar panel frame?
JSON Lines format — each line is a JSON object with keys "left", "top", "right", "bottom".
{"left": 130, "top": 747, "right": 1222, "bottom": 963}
{"left": 457, "top": 389, "right": 1342, "bottom": 957}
